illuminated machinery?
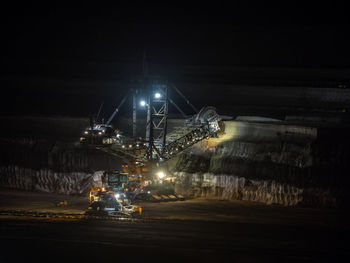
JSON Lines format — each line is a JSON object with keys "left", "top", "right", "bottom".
{"left": 80, "top": 124, "right": 119, "bottom": 145}
{"left": 80, "top": 96, "right": 127, "bottom": 145}
{"left": 91, "top": 78, "right": 222, "bottom": 177}
{"left": 85, "top": 75, "right": 222, "bottom": 200}
{"left": 89, "top": 187, "right": 104, "bottom": 203}
{"left": 80, "top": 73, "right": 221, "bottom": 160}
{"left": 129, "top": 77, "right": 221, "bottom": 162}
{"left": 161, "top": 106, "right": 221, "bottom": 160}
{"left": 89, "top": 170, "right": 130, "bottom": 204}
{"left": 88, "top": 110, "right": 221, "bottom": 203}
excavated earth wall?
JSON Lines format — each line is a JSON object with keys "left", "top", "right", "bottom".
{"left": 0, "top": 137, "right": 115, "bottom": 195}
{"left": 167, "top": 121, "right": 350, "bottom": 207}
{"left": 1, "top": 117, "right": 349, "bottom": 208}
{"left": 0, "top": 166, "right": 103, "bottom": 195}
{"left": 0, "top": 116, "right": 120, "bottom": 195}
{"left": 0, "top": 116, "right": 190, "bottom": 195}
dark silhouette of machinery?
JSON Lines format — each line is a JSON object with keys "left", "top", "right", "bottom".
{"left": 81, "top": 56, "right": 224, "bottom": 204}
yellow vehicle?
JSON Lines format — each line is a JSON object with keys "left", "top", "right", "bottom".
{"left": 89, "top": 171, "right": 130, "bottom": 203}
{"left": 89, "top": 186, "right": 106, "bottom": 203}
{"left": 86, "top": 190, "right": 142, "bottom": 216}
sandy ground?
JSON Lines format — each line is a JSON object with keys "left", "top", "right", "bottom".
{"left": 0, "top": 187, "right": 88, "bottom": 214}
{"left": 0, "top": 187, "right": 346, "bottom": 226}
{"left": 0, "top": 187, "right": 349, "bottom": 262}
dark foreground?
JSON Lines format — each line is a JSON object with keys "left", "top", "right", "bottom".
{"left": 0, "top": 189, "right": 349, "bottom": 262}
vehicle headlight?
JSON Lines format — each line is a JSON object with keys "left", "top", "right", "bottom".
{"left": 115, "top": 193, "right": 120, "bottom": 199}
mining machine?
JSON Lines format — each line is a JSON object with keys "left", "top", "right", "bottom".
{"left": 82, "top": 75, "right": 224, "bottom": 209}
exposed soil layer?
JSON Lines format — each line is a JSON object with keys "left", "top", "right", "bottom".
{"left": 1, "top": 117, "right": 349, "bottom": 207}
{"left": 167, "top": 121, "right": 350, "bottom": 207}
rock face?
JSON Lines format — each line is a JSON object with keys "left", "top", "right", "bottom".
{"left": 0, "top": 137, "right": 122, "bottom": 195}
{"left": 0, "top": 166, "right": 103, "bottom": 195}
{"left": 168, "top": 121, "right": 349, "bottom": 207}
{"left": 173, "top": 172, "right": 304, "bottom": 206}
{"left": 0, "top": 138, "right": 125, "bottom": 173}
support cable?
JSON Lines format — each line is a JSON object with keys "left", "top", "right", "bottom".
{"left": 170, "top": 83, "right": 198, "bottom": 113}
{"left": 106, "top": 94, "right": 129, "bottom": 125}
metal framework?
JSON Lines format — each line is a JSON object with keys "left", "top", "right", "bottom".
{"left": 88, "top": 52, "right": 222, "bottom": 167}
{"left": 90, "top": 76, "right": 221, "bottom": 165}
{"left": 145, "top": 78, "right": 169, "bottom": 160}
{"left": 162, "top": 126, "right": 210, "bottom": 160}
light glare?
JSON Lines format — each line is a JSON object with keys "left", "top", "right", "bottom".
{"left": 157, "top": 171, "right": 165, "bottom": 179}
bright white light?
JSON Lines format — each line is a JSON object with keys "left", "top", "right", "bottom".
{"left": 98, "top": 132, "right": 102, "bottom": 135}
{"left": 147, "top": 191, "right": 151, "bottom": 194}
{"left": 140, "top": 100, "right": 146, "bottom": 107}
{"left": 115, "top": 193, "right": 120, "bottom": 199}
{"left": 157, "top": 171, "right": 165, "bottom": 179}
{"left": 154, "top": 92, "right": 161, "bottom": 99}
{"left": 116, "top": 134, "right": 120, "bottom": 138}
{"left": 84, "top": 131, "right": 88, "bottom": 135}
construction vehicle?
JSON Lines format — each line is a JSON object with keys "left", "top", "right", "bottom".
{"left": 86, "top": 190, "right": 142, "bottom": 216}
{"left": 87, "top": 170, "right": 143, "bottom": 216}
{"left": 80, "top": 124, "right": 120, "bottom": 145}
{"left": 81, "top": 95, "right": 127, "bottom": 145}
{"left": 89, "top": 171, "right": 131, "bottom": 205}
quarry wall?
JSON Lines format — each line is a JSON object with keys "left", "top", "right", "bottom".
{"left": 0, "top": 117, "right": 349, "bottom": 207}
{"left": 166, "top": 121, "right": 349, "bottom": 207}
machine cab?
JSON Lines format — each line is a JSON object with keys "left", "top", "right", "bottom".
{"left": 102, "top": 171, "right": 129, "bottom": 193}
{"left": 80, "top": 124, "right": 118, "bottom": 145}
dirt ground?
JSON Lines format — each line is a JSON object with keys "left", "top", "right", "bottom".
{"left": 0, "top": 187, "right": 349, "bottom": 262}
{"left": 0, "top": 187, "right": 346, "bottom": 225}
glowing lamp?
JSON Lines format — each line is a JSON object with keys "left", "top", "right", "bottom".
{"left": 157, "top": 171, "right": 165, "bottom": 179}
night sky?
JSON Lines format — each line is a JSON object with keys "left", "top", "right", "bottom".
{"left": 3, "top": 2, "right": 350, "bottom": 118}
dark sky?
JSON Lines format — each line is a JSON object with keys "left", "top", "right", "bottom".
{"left": 2, "top": 2, "right": 350, "bottom": 117}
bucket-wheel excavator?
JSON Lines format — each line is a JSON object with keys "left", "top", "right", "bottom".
{"left": 82, "top": 78, "right": 224, "bottom": 215}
